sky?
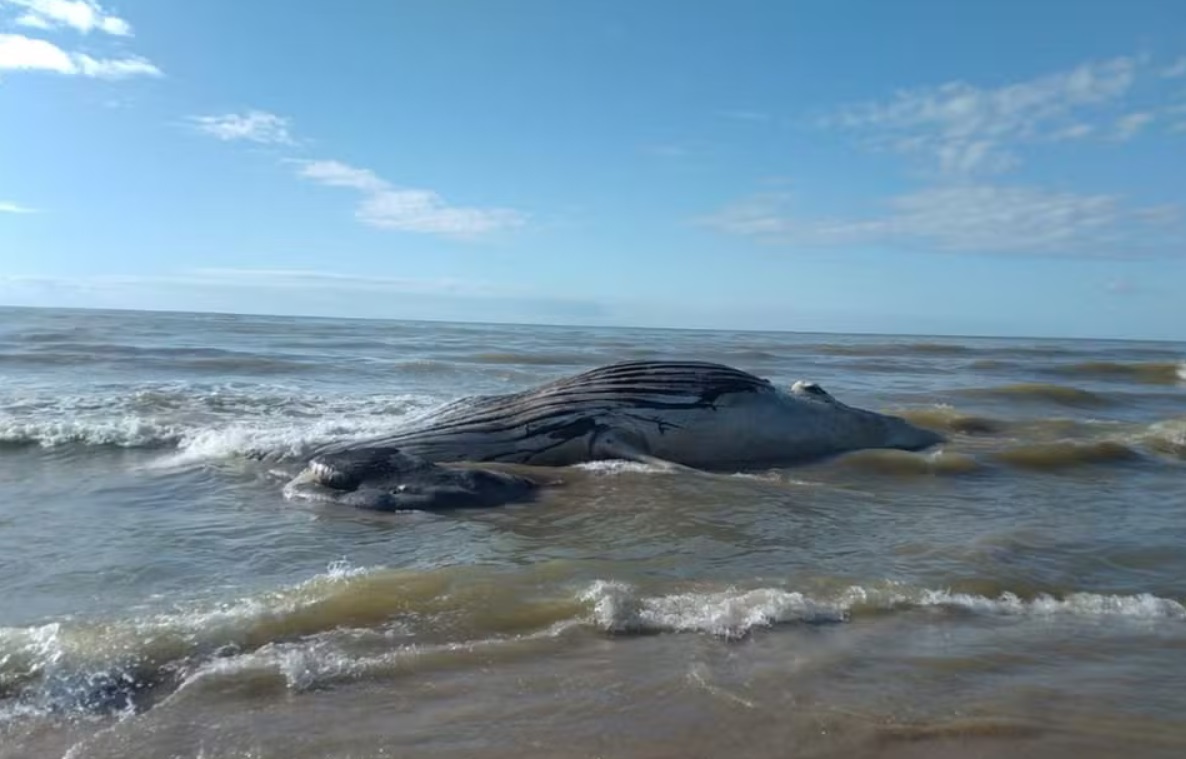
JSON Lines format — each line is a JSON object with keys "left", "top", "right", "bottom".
{"left": 1, "top": 0, "right": 1184, "bottom": 340}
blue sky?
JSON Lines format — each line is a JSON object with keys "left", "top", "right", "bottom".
{"left": 1, "top": 0, "right": 1184, "bottom": 339}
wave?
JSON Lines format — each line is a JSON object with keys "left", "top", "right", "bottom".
{"left": 1048, "top": 360, "right": 1186, "bottom": 385}
{"left": 3, "top": 564, "right": 1181, "bottom": 721}
{"left": 459, "top": 352, "right": 595, "bottom": 366}
{"left": 957, "top": 382, "right": 1114, "bottom": 408}
{"left": 0, "top": 350, "right": 318, "bottom": 374}
{"left": 0, "top": 384, "right": 434, "bottom": 462}
{"left": 896, "top": 406, "right": 1005, "bottom": 435}
{"left": 830, "top": 449, "right": 984, "bottom": 477}
{"left": 817, "top": 342, "right": 974, "bottom": 357}
{"left": 1141, "top": 418, "right": 1186, "bottom": 460}
{"left": 968, "top": 359, "right": 1020, "bottom": 371}
{"left": 991, "top": 441, "right": 1141, "bottom": 471}
{"left": 582, "top": 580, "right": 1185, "bottom": 639}
{"left": 828, "top": 444, "right": 1141, "bottom": 477}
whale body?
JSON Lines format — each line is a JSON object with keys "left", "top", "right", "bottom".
{"left": 284, "top": 361, "right": 944, "bottom": 511}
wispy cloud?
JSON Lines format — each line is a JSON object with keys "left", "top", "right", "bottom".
{"left": 706, "top": 52, "right": 1186, "bottom": 259}
{"left": 187, "top": 111, "right": 296, "bottom": 145}
{"left": 819, "top": 55, "right": 1159, "bottom": 175}
{"left": 295, "top": 159, "right": 527, "bottom": 240}
{"left": 2, "top": 0, "right": 131, "bottom": 36}
{"left": 0, "top": 200, "right": 38, "bottom": 213}
{"left": 1162, "top": 57, "right": 1186, "bottom": 79}
{"left": 186, "top": 110, "right": 527, "bottom": 242}
{"left": 295, "top": 160, "right": 386, "bottom": 192}
{"left": 0, "top": 268, "right": 490, "bottom": 295}
{"left": 718, "top": 109, "right": 772, "bottom": 123}
{"left": 179, "top": 267, "right": 493, "bottom": 295}
{"left": 701, "top": 185, "right": 1181, "bottom": 258}
{"left": 0, "top": 32, "right": 159, "bottom": 78}
{"left": 1113, "top": 111, "right": 1155, "bottom": 141}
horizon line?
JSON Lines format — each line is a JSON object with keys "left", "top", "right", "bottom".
{"left": 1, "top": 302, "right": 1180, "bottom": 345}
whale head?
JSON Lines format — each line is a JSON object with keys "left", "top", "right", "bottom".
{"left": 788, "top": 380, "right": 945, "bottom": 455}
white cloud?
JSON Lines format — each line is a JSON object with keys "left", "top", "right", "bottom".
{"left": 294, "top": 159, "right": 386, "bottom": 192}
{"left": 0, "top": 33, "right": 160, "bottom": 78}
{"left": 1113, "top": 111, "right": 1155, "bottom": 141}
{"left": 702, "top": 184, "right": 1181, "bottom": 257}
{"left": 0, "top": 269, "right": 500, "bottom": 299}
{"left": 1162, "top": 57, "right": 1186, "bottom": 79}
{"left": 0, "top": 200, "right": 38, "bottom": 213}
{"left": 295, "top": 159, "right": 527, "bottom": 240}
{"left": 179, "top": 267, "right": 493, "bottom": 296}
{"left": 4, "top": 0, "right": 131, "bottom": 36}
{"left": 821, "top": 56, "right": 1142, "bottom": 175}
{"left": 0, "top": 32, "right": 72, "bottom": 72}
{"left": 1049, "top": 123, "right": 1094, "bottom": 140}
{"left": 188, "top": 111, "right": 295, "bottom": 145}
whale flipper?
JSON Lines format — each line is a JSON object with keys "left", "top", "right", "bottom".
{"left": 591, "top": 426, "right": 701, "bottom": 474}
{"left": 283, "top": 447, "right": 539, "bottom": 512}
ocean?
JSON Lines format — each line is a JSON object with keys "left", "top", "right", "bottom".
{"left": 1, "top": 305, "right": 1184, "bottom": 759}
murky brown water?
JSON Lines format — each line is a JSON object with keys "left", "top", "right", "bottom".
{"left": 2, "top": 306, "right": 1185, "bottom": 758}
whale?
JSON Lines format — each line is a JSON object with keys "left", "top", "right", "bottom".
{"left": 284, "top": 360, "right": 945, "bottom": 511}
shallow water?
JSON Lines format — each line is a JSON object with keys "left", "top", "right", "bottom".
{"left": 2, "top": 306, "right": 1185, "bottom": 758}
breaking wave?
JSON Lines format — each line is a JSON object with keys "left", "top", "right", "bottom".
{"left": 0, "top": 384, "right": 436, "bottom": 463}
{"left": 581, "top": 580, "right": 1186, "bottom": 639}
{"left": 1141, "top": 418, "right": 1186, "bottom": 459}
{"left": 3, "top": 563, "right": 1182, "bottom": 721}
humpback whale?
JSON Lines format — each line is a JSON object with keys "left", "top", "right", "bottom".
{"left": 284, "top": 360, "right": 945, "bottom": 511}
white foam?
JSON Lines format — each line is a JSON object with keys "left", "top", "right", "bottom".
{"left": 581, "top": 581, "right": 849, "bottom": 639}
{"left": 0, "top": 417, "right": 184, "bottom": 448}
{"left": 0, "top": 622, "right": 65, "bottom": 690}
{"left": 171, "top": 618, "right": 581, "bottom": 697}
{"left": 5, "top": 568, "right": 1183, "bottom": 721}
{"left": 574, "top": 460, "right": 670, "bottom": 475}
{"left": 0, "top": 561, "right": 384, "bottom": 720}
{"left": 1140, "top": 417, "right": 1186, "bottom": 458}
{"left": 0, "top": 382, "right": 438, "bottom": 463}
{"left": 579, "top": 581, "right": 1186, "bottom": 638}
{"left": 858, "top": 586, "right": 1186, "bottom": 620}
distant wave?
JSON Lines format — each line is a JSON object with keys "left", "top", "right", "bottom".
{"left": 826, "top": 415, "right": 1181, "bottom": 475}
{"left": 1047, "top": 360, "right": 1186, "bottom": 385}
{"left": 956, "top": 383, "right": 1115, "bottom": 408}
{"left": 817, "top": 342, "right": 975, "bottom": 357}
{"left": 3, "top": 563, "right": 1182, "bottom": 721}
{"left": 0, "top": 349, "right": 319, "bottom": 374}
{"left": 459, "top": 352, "right": 596, "bottom": 366}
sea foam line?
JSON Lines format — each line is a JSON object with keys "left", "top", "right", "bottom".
{"left": 580, "top": 581, "right": 1186, "bottom": 639}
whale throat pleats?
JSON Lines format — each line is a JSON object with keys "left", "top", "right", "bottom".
{"left": 313, "top": 361, "right": 773, "bottom": 463}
